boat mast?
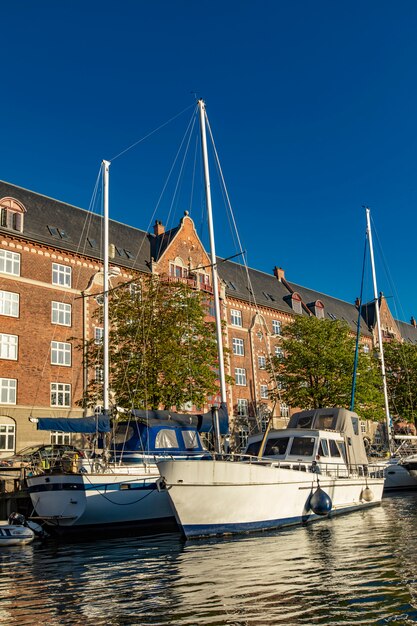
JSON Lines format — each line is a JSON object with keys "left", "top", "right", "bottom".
{"left": 365, "top": 207, "right": 392, "bottom": 450}
{"left": 198, "top": 99, "right": 227, "bottom": 450}
{"left": 102, "top": 160, "right": 111, "bottom": 416}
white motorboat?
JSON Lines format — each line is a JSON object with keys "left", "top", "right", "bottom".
{"left": 0, "top": 513, "right": 35, "bottom": 546}
{"left": 158, "top": 408, "right": 385, "bottom": 539}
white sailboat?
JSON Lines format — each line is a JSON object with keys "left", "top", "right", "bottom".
{"left": 364, "top": 207, "right": 417, "bottom": 491}
{"left": 157, "top": 103, "right": 385, "bottom": 539}
{"left": 26, "top": 158, "right": 219, "bottom": 536}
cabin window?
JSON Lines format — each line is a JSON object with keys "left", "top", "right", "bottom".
{"left": 318, "top": 439, "right": 329, "bottom": 457}
{"left": 329, "top": 440, "right": 341, "bottom": 457}
{"left": 113, "top": 424, "right": 135, "bottom": 444}
{"left": 315, "top": 414, "right": 338, "bottom": 430}
{"left": 338, "top": 441, "right": 347, "bottom": 462}
{"left": 155, "top": 429, "right": 179, "bottom": 448}
{"left": 245, "top": 440, "right": 261, "bottom": 456}
{"left": 264, "top": 436, "right": 290, "bottom": 457}
{"left": 296, "top": 414, "right": 314, "bottom": 429}
{"left": 289, "top": 437, "right": 315, "bottom": 457}
{"left": 182, "top": 430, "right": 200, "bottom": 449}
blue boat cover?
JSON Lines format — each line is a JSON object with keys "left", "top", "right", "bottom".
{"left": 35, "top": 415, "right": 111, "bottom": 433}
{"left": 131, "top": 402, "right": 229, "bottom": 435}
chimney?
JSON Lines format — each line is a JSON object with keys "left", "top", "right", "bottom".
{"left": 355, "top": 297, "right": 361, "bottom": 308}
{"left": 411, "top": 316, "right": 416, "bottom": 328}
{"left": 273, "top": 266, "right": 285, "bottom": 282}
{"left": 153, "top": 220, "right": 165, "bottom": 236}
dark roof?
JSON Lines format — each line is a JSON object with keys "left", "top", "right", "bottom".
{"left": 0, "top": 180, "right": 152, "bottom": 274}
{"left": 395, "top": 320, "right": 417, "bottom": 344}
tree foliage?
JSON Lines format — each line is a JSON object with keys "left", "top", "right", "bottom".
{"left": 267, "top": 315, "right": 384, "bottom": 420}
{"left": 81, "top": 274, "right": 228, "bottom": 411}
{"left": 384, "top": 340, "right": 417, "bottom": 426}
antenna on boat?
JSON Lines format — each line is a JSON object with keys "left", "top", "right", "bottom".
{"left": 102, "top": 160, "right": 111, "bottom": 417}
{"left": 365, "top": 207, "right": 392, "bottom": 452}
{"left": 198, "top": 99, "right": 227, "bottom": 453}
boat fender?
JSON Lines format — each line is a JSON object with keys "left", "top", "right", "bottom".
{"left": 360, "top": 486, "right": 374, "bottom": 502}
{"left": 309, "top": 486, "right": 332, "bottom": 516}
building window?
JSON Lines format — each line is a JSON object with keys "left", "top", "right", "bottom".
{"left": 275, "top": 346, "right": 284, "bottom": 359}
{"left": 272, "top": 320, "right": 281, "bottom": 335}
{"left": 231, "top": 309, "right": 242, "bottom": 327}
{"left": 237, "top": 398, "right": 249, "bottom": 416}
{"left": 0, "top": 290, "right": 19, "bottom": 317}
{"left": 52, "top": 263, "right": 72, "bottom": 288}
{"left": 0, "top": 379, "right": 17, "bottom": 404}
{"left": 280, "top": 403, "right": 290, "bottom": 418}
{"left": 50, "top": 431, "right": 71, "bottom": 445}
{"left": 314, "top": 301, "right": 325, "bottom": 319}
{"left": 233, "top": 338, "right": 244, "bottom": 356}
{"left": 0, "top": 249, "right": 20, "bottom": 276}
{"left": 95, "top": 367, "right": 104, "bottom": 383}
{"left": 363, "top": 345, "right": 370, "bottom": 354}
{"left": 260, "top": 384, "right": 269, "bottom": 399}
{"left": 50, "top": 383, "right": 71, "bottom": 407}
{"left": 235, "top": 367, "right": 247, "bottom": 386}
{"left": 291, "top": 293, "right": 302, "bottom": 315}
{"left": 258, "top": 356, "right": 266, "bottom": 369}
{"left": 0, "top": 422, "right": 15, "bottom": 452}
{"left": 51, "top": 341, "right": 71, "bottom": 366}
{"left": 0, "top": 198, "right": 25, "bottom": 232}
{"left": 0, "top": 334, "right": 18, "bottom": 360}
{"left": 129, "top": 283, "right": 141, "bottom": 300}
{"left": 238, "top": 428, "right": 249, "bottom": 451}
{"left": 51, "top": 301, "right": 72, "bottom": 326}
{"left": 94, "top": 327, "right": 104, "bottom": 344}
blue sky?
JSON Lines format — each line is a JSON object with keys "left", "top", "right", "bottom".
{"left": 2, "top": 1, "right": 417, "bottom": 323}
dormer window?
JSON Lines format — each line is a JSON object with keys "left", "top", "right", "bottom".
{"left": 310, "top": 300, "right": 324, "bottom": 319}
{"left": 0, "top": 198, "right": 26, "bottom": 233}
{"left": 291, "top": 292, "right": 302, "bottom": 315}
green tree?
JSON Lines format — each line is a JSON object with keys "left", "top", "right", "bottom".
{"left": 267, "top": 315, "right": 384, "bottom": 420}
{"left": 384, "top": 340, "right": 417, "bottom": 427}
{"left": 81, "top": 274, "right": 228, "bottom": 411}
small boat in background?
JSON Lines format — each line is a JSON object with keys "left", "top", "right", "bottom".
{"left": 0, "top": 513, "right": 35, "bottom": 546}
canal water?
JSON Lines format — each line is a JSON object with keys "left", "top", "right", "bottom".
{"left": 0, "top": 493, "right": 416, "bottom": 626}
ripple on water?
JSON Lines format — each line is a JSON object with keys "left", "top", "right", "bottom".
{"left": 0, "top": 494, "right": 416, "bottom": 625}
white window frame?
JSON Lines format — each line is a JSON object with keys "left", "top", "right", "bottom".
{"left": 0, "top": 290, "right": 19, "bottom": 317}
{"left": 95, "top": 366, "right": 104, "bottom": 383}
{"left": 51, "top": 301, "right": 72, "bottom": 326}
{"left": 238, "top": 427, "right": 249, "bottom": 451}
{"left": 237, "top": 398, "right": 249, "bottom": 416}
{"left": 0, "top": 334, "right": 18, "bottom": 360}
{"left": 52, "top": 263, "right": 72, "bottom": 288}
{"left": 232, "top": 337, "right": 244, "bottom": 356}
{"left": 0, "top": 378, "right": 17, "bottom": 404}
{"left": 0, "top": 249, "right": 20, "bottom": 276}
{"left": 280, "top": 402, "right": 290, "bottom": 418}
{"left": 50, "top": 431, "right": 71, "bottom": 445}
{"left": 275, "top": 346, "right": 284, "bottom": 359}
{"left": 50, "top": 382, "right": 71, "bottom": 407}
{"left": 235, "top": 367, "right": 247, "bottom": 386}
{"left": 231, "top": 309, "right": 242, "bottom": 327}
{"left": 260, "top": 384, "right": 269, "bottom": 399}
{"left": 272, "top": 320, "right": 282, "bottom": 335}
{"left": 363, "top": 345, "right": 370, "bottom": 354}
{"left": 94, "top": 327, "right": 104, "bottom": 344}
{"left": 258, "top": 356, "right": 266, "bottom": 369}
{"left": 51, "top": 341, "right": 71, "bottom": 366}
{"left": 0, "top": 422, "right": 16, "bottom": 452}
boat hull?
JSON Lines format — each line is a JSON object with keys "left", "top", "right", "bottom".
{"left": 158, "top": 459, "right": 385, "bottom": 538}
{"left": 382, "top": 458, "right": 417, "bottom": 491}
{"left": 27, "top": 466, "right": 176, "bottom": 535}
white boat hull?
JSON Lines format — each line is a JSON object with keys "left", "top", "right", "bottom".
{"left": 158, "top": 459, "right": 385, "bottom": 538}
{"left": 382, "top": 458, "right": 417, "bottom": 491}
{"left": 0, "top": 523, "right": 35, "bottom": 546}
{"left": 27, "top": 465, "right": 175, "bottom": 534}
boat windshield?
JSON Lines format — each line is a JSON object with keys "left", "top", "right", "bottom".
{"left": 245, "top": 436, "right": 290, "bottom": 457}
{"left": 289, "top": 436, "right": 316, "bottom": 457}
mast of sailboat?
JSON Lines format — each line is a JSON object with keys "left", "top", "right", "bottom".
{"left": 102, "top": 160, "right": 111, "bottom": 417}
{"left": 198, "top": 99, "right": 227, "bottom": 453}
{"left": 365, "top": 207, "right": 392, "bottom": 451}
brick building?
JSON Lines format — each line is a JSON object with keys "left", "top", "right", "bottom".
{"left": 1, "top": 179, "right": 417, "bottom": 456}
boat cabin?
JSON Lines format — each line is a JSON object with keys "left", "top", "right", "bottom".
{"left": 245, "top": 408, "right": 370, "bottom": 475}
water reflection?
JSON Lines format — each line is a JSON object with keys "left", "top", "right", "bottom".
{"left": 0, "top": 494, "right": 416, "bottom": 625}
